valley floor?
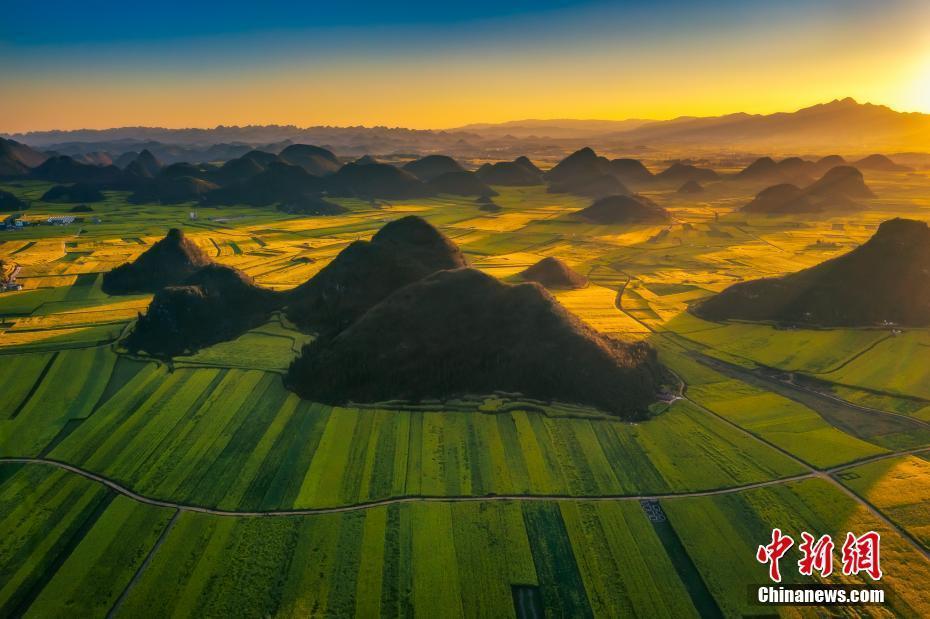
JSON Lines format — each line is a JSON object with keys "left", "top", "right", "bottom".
{"left": 2, "top": 176, "right": 930, "bottom": 617}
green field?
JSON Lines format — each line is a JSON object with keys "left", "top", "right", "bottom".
{"left": 663, "top": 478, "right": 930, "bottom": 617}
{"left": 664, "top": 315, "right": 890, "bottom": 374}
{"left": 2, "top": 176, "right": 930, "bottom": 616}
{"left": 687, "top": 379, "right": 888, "bottom": 468}
{"left": 823, "top": 331, "right": 930, "bottom": 399}
{"left": 175, "top": 316, "right": 313, "bottom": 372}
{"left": 22, "top": 365, "right": 800, "bottom": 509}
{"left": 837, "top": 454, "right": 930, "bottom": 550}
{"left": 0, "top": 464, "right": 698, "bottom": 618}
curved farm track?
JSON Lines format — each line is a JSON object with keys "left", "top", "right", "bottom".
{"left": 590, "top": 272, "right": 930, "bottom": 563}
{"left": 2, "top": 447, "right": 928, "bottom": 523}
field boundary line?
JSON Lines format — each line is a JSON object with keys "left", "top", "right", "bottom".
{"left": 9, "top": 351, "right": 58, "bottom": 419}
{"left": 106, "top": 509, "right": 180, "bottom": 618}
{"left": 681, "top": 395, "right": 930, "bottom": 563}
{"left": 808, "top": 332, "right": 894, "bottom": 375}
{"left": 621, "top": 292, "right": 930, "bottom": 564}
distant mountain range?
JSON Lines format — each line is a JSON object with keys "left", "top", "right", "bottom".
{"left": 604, "top": 98, "right": 930, "bottom": 151}
{"left": 452, "top": 118, "right": 653, "bottom": 139}
{"left": 458, "top": 99, "right": 930, "bottom": 152}
{"left": 1, "top": 127, "right": 491, "bottom": 164}
{"left": 0, "top": 137, "right": 47, "bottom": 175}
{"left": 4, "top": 99, "right": 929, "bottom": 160}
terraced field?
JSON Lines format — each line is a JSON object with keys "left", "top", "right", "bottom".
{"left": 2, "top": 173, "right": 930, "bottom": 616}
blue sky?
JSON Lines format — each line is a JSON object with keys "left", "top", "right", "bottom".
{"left": 2, "top": 0, "right": 608, "bottom": 44}
{"left": 2, "top": 0, "right": 928, "bottom": 131}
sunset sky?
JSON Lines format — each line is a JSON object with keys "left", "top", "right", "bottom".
{"left": 2, "top": 0, "right": 930, "bottom": 132}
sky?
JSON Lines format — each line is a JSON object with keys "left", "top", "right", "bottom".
{"left": 2, "top": 0, "right": 930, "bottom": 132}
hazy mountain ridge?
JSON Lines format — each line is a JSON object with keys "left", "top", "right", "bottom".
{"left": 3, "top": 126, "right": 488, "bottom": 163}
{"left": 451, "top": 118, "right": 654, "bottom": 138}
{"left": 611, "top": 99, "right": 930, "bottom": 150}
{"left": 4, "top": 99, "right": 929, "bottom": 162}
{"left": 462, "top": 99, "right": 930, "bottom": 152}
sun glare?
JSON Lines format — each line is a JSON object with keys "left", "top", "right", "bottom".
{"left": 900, "top": 54, "right": 930, "bottom": 113}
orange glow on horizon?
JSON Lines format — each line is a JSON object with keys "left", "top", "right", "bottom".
{"left": 3, "top": 2, "right": 930, "bottom": 136}
{"left": 4, "top": 75, "right": 930, "bottom": 135}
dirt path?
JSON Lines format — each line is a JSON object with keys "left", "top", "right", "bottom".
{"left": 1, "top": 449, "right": 928, "bottom": 520}
{"left": 694, "top": 351, "right": 930, "bottom": 431}
{"left": 599, "top": 274, "right": 930, "bottom": 563}
{"left": 782, "top": 373, "right": 930, "bottom": 428}
{"left": 679, "top": 395, "right": 930, "bottom": 563}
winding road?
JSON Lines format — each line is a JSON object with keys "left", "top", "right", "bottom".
{"left": 2, "top": 446, "right": 928, "bottom": 520}
{"left": 3, "top": 261, "right": 929, "bottom": 576}
{"left": 599, "top": 264, "right": 930, "bottom": 563}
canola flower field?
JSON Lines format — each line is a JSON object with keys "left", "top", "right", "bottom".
{"left": 1, "top": 173, "right": 930, "bottom": 617}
